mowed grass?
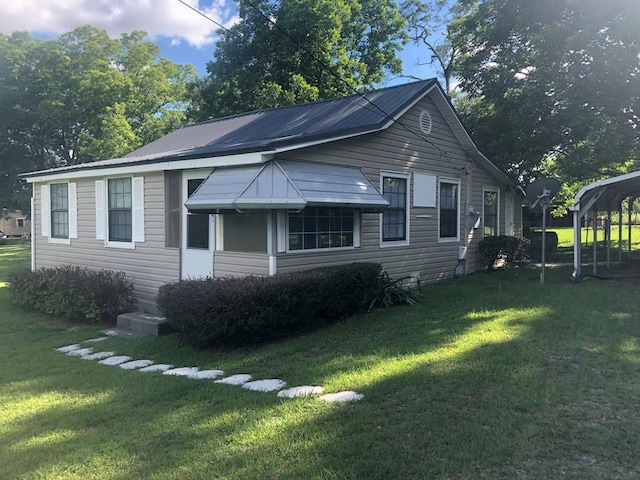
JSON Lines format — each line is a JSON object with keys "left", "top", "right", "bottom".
{"left": 2, "top": 244, "right": 640, "bottom": 479}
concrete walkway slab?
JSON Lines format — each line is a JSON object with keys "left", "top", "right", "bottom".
{"left": 81, "top": 351, "right": 115, "bottom": 361}
{"left": 277, "top": 386, "right": 325, "bottom": 398}
{"left": 242, "top": 379, "right": 286, "bottom": 392}
{"left": 191, "top": 369, "right": 225, "bottom": 379}
{"left": 163, "top": 367, "right": 200, "bottom": 378}
{"left": 119, "top": 359, "right": 154, "bottom": 370}
{"left": 216, "top": 374, "right": 252, "bottom": 385}
{"left": 138, "top": 364, "right": 174, "bottom": 373}
{"left": 55, "top": 344, "right": 82, "bottom": 353}
{"left": 66, "top": 348, "right": 94, "bottom": 357}
{"left": 318, "top": 391, "right": 363, "bottom": 403}
{"left": 99, "top": 355, "right": 132, "bottom": 366}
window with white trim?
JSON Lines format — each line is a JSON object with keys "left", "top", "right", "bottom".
{"left": 439, "top": 179, "right": 460, "bottom": 241}
{"left": 50, "top": 183, "right": 69, "bottom": 239}
{"left": 96, "top": 176, "right": 144, "bottom": 247}
{"left": 288, "top": 207, "right": 356, "bottom": 251}
{"left": 381, "top": 173, "right": 410, "bottom": 246}
{"left": 483, "top": 188, "right": 499, "bottom": 237}
{"left": 40, "top": 182, "right": 77, "bottom": 242}
{"left": 108, "top": 178, "right": 132, "bottom": 242}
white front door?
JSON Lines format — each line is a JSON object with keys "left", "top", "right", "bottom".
{"left": 505, "top": 191, "right": 515, "bottom": 236}
{"left": 181, "top": 170, "right": 214, "bottom": 279}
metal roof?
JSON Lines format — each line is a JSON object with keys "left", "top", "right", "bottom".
{"left": 22, "top": 79, "right": 437, "bottom": 178}
{"left": 572, "top": 169, "right": 640, "bottom": 214}
{"left": 185, "top": 160, "right": 389, "bottom": 213}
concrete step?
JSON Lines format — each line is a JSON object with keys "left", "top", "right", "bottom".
{"left": 116, "top": 312, "right": 172, "bottom": 336}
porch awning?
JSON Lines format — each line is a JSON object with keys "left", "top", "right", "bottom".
{"left": 184, "top": 159, "right": 389, "bottom": 213}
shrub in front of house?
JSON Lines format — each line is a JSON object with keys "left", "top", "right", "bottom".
{"left": 9, "top": 265, "right": 137, "bottom": 323}
{"left": 479, "top": 235, "right": 530, "bottom": 271}
{"left": 157, "top": 262, "right": 385, "bottom": 348}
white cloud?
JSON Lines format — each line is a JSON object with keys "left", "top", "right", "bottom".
{"left": 0, "top": 0, "right": 238, "bottom": 48}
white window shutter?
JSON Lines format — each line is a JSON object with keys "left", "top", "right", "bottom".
{"left": 40, "top": 184, "right": 50, "bottom": 237}
{"left": 68, "top": 182, "right": 78, "bottom": 239}
{"left": 413, "top": 173, "right": 437, "bottom": 207}
{"left": 132, "top": 177, "right": 145, "bottom": 243}
{"left": 95, "top": 180, "right": 105, "bottom": 240}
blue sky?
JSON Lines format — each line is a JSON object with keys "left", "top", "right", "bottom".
{"left": 0, "top": 0, "right": 439, "bottom": 86}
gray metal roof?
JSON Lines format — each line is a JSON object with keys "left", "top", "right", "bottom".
{"left": 22, "top": 79, "right": 437, "bottom": 178}
{"left": 185, "top": 160, "right": 389, "bottom": 213}
{"left": 571, "top": 169, "right": 640, "bottom": 214}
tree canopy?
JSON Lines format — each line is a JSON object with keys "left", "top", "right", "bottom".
{"left": 189, "top": 0, "right": 407, "bottom": 121}
{"left": 0, "top": 26, "right": 196, "bottom": 211}
{"left": 451, "top": 0, "right": 639, "bottom": 186}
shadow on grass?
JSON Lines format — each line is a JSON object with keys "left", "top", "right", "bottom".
{"left": 2, "top": 264, "right": 640, "bottom": 479}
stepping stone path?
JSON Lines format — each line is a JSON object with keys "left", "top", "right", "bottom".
{"left": 53, "top": 338, "right": 363, "bottom": 403}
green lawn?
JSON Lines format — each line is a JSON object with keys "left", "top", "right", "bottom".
{"left": 2, "top": 244, "right": 640, "bottom": 479}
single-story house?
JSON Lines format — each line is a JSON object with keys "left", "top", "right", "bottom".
{"left": 22, "top": 79, "right": 523, "bottom": 312}
{"left": 1, "top": 209, "right": 31, "bottom": 238}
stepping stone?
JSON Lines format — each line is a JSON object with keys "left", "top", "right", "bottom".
{"left": 66, "top": 348, "right": 94, "bottom": 357}
{"left": 83, "top": 337, "right": 109, "bottom": 343}
{"left": 98, "top": 355, "right": 132, "bottom": 366}
{"left": 119, "top": 359, "right": 154, "bottom": 370}
{"left": 317, "top": 391, "right": 364, "bottom": 403}
{"left": 163, "top": 367, "right": 200, "bottom": 378}
{"left": 242, "top": 379, "right": 286, "bottom": 392}
{"left": 55, "top": 344, "right": 82, "bottom": 353}
{"left": 139, "top": 364, "right": 174, "bottom": 373}
{"left": 277, "top": 386, "right": 325, "bottom": 398}
{"left": 81, "top": 351, "right": 115, "bottom": 361}
{"left": 191, "top": 369, "right": 224, "bottom": 380}
{"left": 216, "top": 374, "right": 252, "bottom": 386}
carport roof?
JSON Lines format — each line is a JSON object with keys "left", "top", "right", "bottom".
{"left": 572, "top": 169, "right": 640, "bottom": 214}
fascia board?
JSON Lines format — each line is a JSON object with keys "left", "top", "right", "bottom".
{"left": 24, "top": 152, "right": 267, "bottom": 183}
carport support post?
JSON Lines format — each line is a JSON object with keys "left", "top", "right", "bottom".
{"left": 629, "top": 198, "right": 634, "bottom": 260}
{"left": 606, "top": 209, "right": 611, "bottom": 269}
{"left": 618, "top": 204, "right": 623, "bottom": 264}
{"left": 572, "top": 207, "right": 582, "bottom": 279}
{"left": 592, "top": 205, "right": 598, "bottom": 275}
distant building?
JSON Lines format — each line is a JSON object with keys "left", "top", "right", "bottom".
{"left": 2, "top": 209, "right": 31, "bottom": 238}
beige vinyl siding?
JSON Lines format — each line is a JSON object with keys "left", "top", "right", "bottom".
{"left": 275, "top": 95, "right": 520, "bottom": 282}
{"left": 213, "top": 252, "right": 270, "bottom": 277}
{"left": 33, "top": 172, "right": 179, "bottom": 303}
{"left": 275, "top": 96, "right": 475, "bottom": 284}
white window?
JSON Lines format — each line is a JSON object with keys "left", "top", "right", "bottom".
{"left": 288, "top": 207, "right": 358, "bottom": 251}
{"left": 483, "top": 188, "right": 500, "bottom": 237}
{"left": 16, "top": 218, "right": 24, "bottom": 228}
{"left": 96, "top": 177, "right": 144, "bottom": 248}
{"left": 439, "top": 178, "right": 460, "bottom": 242}
{"left": 380, "top": 172, "right": 410, "bottom": 247}
{"left": 40, "top": 182, "right": 77, "bottom": 243}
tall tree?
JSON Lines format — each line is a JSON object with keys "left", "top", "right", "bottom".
{"left": 400, "top": 0, "right": 468, "bottom": 94}
{"left": 0, "top": 26, "right": 196, "bottom": 211}
{"left": 452, "top": 0, "right": 639, "bottom": 185}
{"left": 190, "top": 0, "right": 407, "bottom": 120}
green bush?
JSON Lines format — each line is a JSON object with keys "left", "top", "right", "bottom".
{"left": 368, "top": 271, "right": 423, "bottom": 310}
{"left": 479, "top": 235, "right": 530, "bottom": 271}
{"left": 9, "top": 265, "right": 137, "bottom": 323}
{"left": 157, "top": 262, "right": 384, "bottom": 348}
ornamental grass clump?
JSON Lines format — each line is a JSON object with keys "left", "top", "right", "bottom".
{"left": 157, "top": 262, "right": 384, "bottom": 348}
{"left": 9, "top": 265, "right": 136, "bottom": 323}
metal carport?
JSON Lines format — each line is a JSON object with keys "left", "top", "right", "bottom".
{"left": 570, "top": 170, "right": 640, "bottom": 280}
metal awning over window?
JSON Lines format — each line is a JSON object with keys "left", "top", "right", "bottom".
{"left": 184, "top": 159, "right": 389, "bottom": 213}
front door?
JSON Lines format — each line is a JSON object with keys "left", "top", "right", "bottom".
{"left": 181, "top": 170, "right": 214, "bottom": 279}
